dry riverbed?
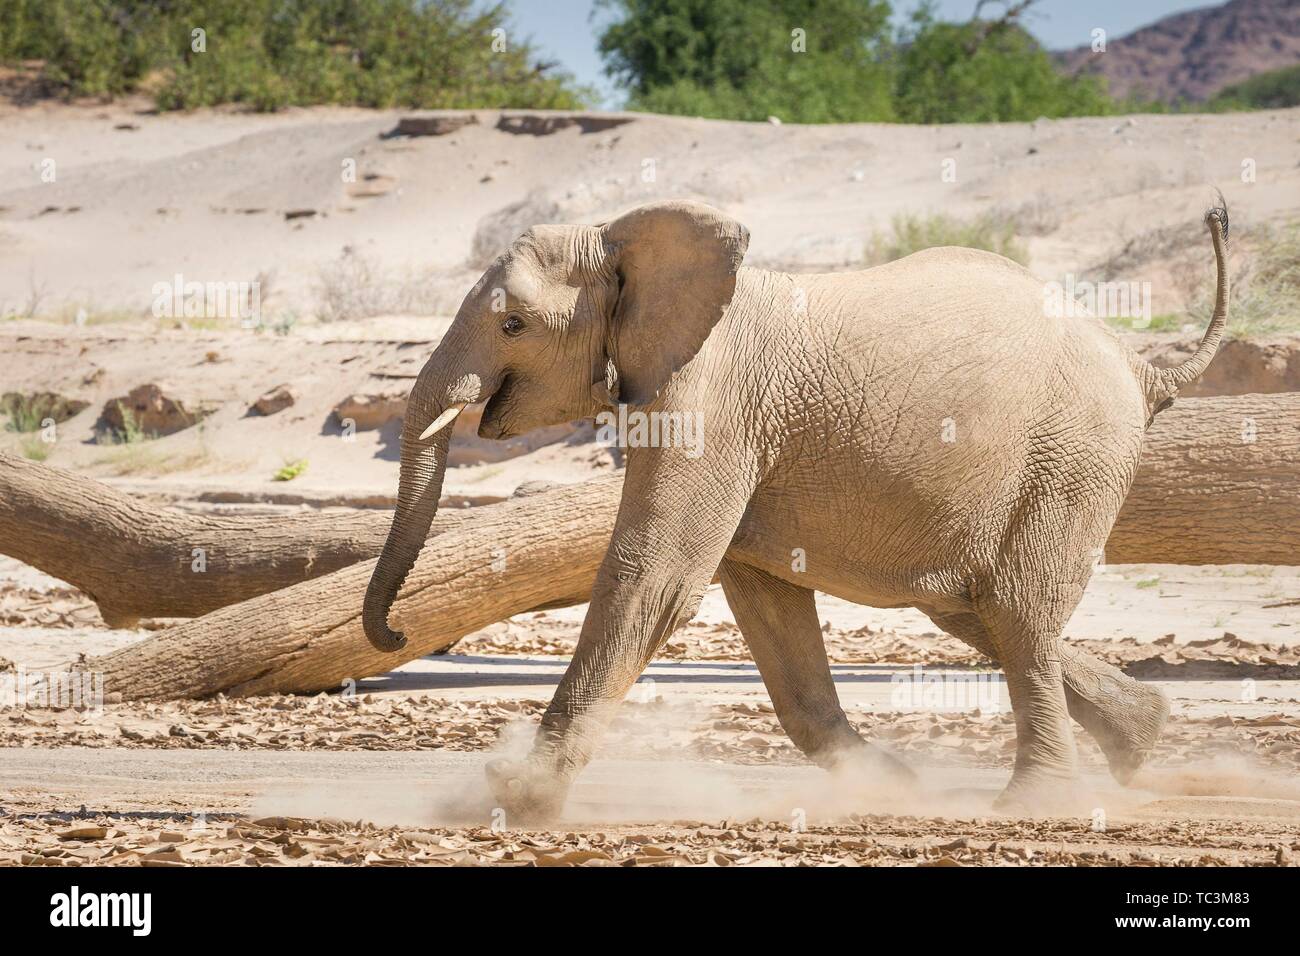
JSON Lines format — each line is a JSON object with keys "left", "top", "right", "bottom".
{"left": 1, "top": 558, "right": 1298, "bottom": 867}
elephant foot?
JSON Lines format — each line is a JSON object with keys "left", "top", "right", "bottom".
{"left": 1092, "top": 685, "right": 1170, "bottom": 786}
{"left": 1061, "top": 648, "right": 1170, "bottom": 786}
{"left": 993, "top": 768, "right": 1085, "bottom": 817}
{"left": 485, "top": 758, "right": 569, "bottom": 825}
{"left": 826, "top": 740, "right": 917, "bottom": 789}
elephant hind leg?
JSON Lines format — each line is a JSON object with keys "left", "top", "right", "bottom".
{"left": 973, "top": 594, "right": 1082, "bottom": 810}
{"left": 719, "top": 558, "right": 912, "bottom": 782}
{"left": 927, "top": 611, "right": 1168, "bottom": 785}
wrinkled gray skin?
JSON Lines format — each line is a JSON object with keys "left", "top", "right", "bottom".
{"left": 364, "top": 200, "right": 1229, "bottom": 819}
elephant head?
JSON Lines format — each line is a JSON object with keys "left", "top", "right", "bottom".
{"left": 361, "top": 200, "right": 750, "bottom": 651}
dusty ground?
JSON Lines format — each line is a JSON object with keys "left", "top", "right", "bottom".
{"left": 1, "top": 557, "right": 1297, "bottom": 866}
{"left": 1, "top": 105, "right": 1298, "bottom": 866}
{"left": 5, "top": 759, "right": 1297, "bottom": 866}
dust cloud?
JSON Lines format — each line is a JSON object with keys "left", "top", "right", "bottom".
{"left": 251, "top": 700, "right": 1300, "bottom": 831}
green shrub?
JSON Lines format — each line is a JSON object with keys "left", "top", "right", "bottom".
{"left": 115, "top": 402, "right": 150, "bottom": 445}
{"left": 1106, "top": 220, "right": 1300, "bottom": 340}
{"left": 1105, "top": 313, "right": 1190, "bottom": 334}
{"left": 1218, "top": 221, "right": 1300, "bottom": 337}
{"left": 1206, "top": 65, "right": 1300, "bottom": 111}
{"left": 1, "top": 394, "right": 46, "bottom": 433}
{"left": 0, "top": 0, "right": 587, "bottom": 111}
{"left": 867, "top": 212, "right": 1028, "bottom": 266}
{"left": 18, "top": 436, "right": 51, "bottom": 461}
{"left": 273, "top": 458, "right": 309, "bottom": 481}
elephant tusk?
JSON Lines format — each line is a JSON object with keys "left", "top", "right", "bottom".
{"left": 418, "top": 403, "right": 466, "bottom": 441}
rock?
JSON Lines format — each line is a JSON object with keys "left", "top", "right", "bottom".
{"left": 96, "top": 384, "right": 207, "bottom": 438}
{"left": 58, "top": 826, "right": 108, "bottom": 841}
{"left": 252, "top": 385, "right": 295, "bottom": 417}
{"left": 393, "top": 113, "right": 480, "bottom": 137}
{"left": 495, "top": 113, "right": 633, "bottom": 136}
{"left": 332, "top": 390, "right": 407, "bottom": 431}
{"left": 347, "top": 173, "right": 397, "bottom": 199}
{"left": 468, "top": 189, "right": 564, "bottom": 269}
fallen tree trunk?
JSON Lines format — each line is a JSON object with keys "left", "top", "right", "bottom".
{"left": 0, "top": 456, "right": 555, "bottom": 626}
{"left": 2, "top": 394, "right": 1297, "bottom": 625}
{"left": 53, "top": 393, "right": 1300, "bottom": 700}
{"left": 1107, "top": 393, "right": 1300, "bottom": 564}
{"left": 81, "top": 477, "right": 621, "bottom": 699}
{"left": 0, "top": 454, "right": 384, "bottom": 625}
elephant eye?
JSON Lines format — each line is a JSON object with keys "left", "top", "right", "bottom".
{"left": 501, "top": 313, "right": 525, "bottom": 336}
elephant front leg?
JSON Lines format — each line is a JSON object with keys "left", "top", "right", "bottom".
{"left": 487, "top": 467, "right": 752, "bottom": 823}
{"left": 487, "top": 561, "right": 728, "bottom": 821}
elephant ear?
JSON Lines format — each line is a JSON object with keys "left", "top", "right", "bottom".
{"left": 600, "top": 201, "right": 749, "bottom": 406}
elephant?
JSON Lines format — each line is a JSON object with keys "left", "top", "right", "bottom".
{"left": 363, "top": 198, "right": 1229, "bottom": 819}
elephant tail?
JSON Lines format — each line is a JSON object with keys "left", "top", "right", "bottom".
{"left": 1155, "top": 198, "right": 1230, "bottom": 394}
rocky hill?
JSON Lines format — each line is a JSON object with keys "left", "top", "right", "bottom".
{"left": 1056, "top": 0, "right": 1300, "bottom": 103}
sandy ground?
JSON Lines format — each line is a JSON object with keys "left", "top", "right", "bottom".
{"left": 1, "top": 105, "right": 1298, "bottom": 866}
{"left": 4, "top": 750, "right": 1297, "bottom": 867}
{"left": 4, "top": 102, "right": 1300, "bottom": 316}
{"left": 1, "top": 557, "right": 1297, "bottom": 865}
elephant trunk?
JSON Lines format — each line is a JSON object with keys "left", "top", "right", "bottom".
{"left": 362, "top": 375, "right": 470, "bottom": 652}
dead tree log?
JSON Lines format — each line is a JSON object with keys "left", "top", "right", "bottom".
{"left": 52, "top": 393, "right": 1300, "bottom": 700}
{"left": 0, "top": 391, "right": 1296, "bottom": 632}
{"left": 1107, "top": 393, "right": 1300, "bottom": 564}
{"left": 0, "top": 455, "right": 517, "bottom": 625}
{"left": 3, "top": 394, "right": 1297, "bottom": 626}
{"left": 80, "top": 478, "right": 620, "bottom": 699}
{"left": 0, "top": 394, "right": 1296, "bottom": 698}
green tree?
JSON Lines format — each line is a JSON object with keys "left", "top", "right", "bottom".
{"left": 892, "top": 3, "right": 1117, "bottom": 123}
{"left": 597, "top": 0, "right": 896, "bottom": 122}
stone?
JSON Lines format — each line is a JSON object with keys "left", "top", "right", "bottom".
{"left": 393, "top": 113, "right": 479, "bottom": 137}
{"left": 97, "top": 384, "right": 207, "bottom": 438}
{"left": 252, "top": 385, "right": 295, "bottom": 417}
{"left": 331, "top": 390, "right": 407, "bottom": 431}
{"left": 495, "top": 113, "right": 633, "bottom": 136}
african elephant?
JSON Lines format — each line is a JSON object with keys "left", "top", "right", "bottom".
{"left": 363, "top": 198, "right": 1228, "bottom": 819}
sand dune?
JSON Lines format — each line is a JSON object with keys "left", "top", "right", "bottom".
{"left": 4, "top": 104, "right": 1299, "bottom": 320}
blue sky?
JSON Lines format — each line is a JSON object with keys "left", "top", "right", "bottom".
{"left": 508, "top": 0, "right": 1213, "bottom": 106}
